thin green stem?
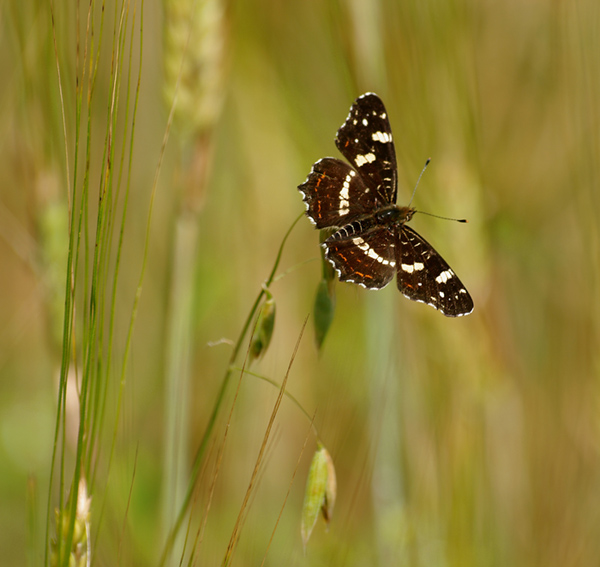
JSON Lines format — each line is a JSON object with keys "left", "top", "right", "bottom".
{"left": 159, "top": 211, "right": 304, "bottom": 566}
{"left": 230, "top": 366, "right": 321, "bottom": 443}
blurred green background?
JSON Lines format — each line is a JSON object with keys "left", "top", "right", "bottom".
{"left": 1, "top": 0, "right": 599, "bottom": 565}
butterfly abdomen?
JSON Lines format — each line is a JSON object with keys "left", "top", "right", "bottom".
{"left": 329, "top": 216, "right": 378, "bottom": 241}
{"left": 330, "top": 205, "right": 416, "bottom": 242}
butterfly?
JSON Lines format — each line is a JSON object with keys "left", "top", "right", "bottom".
{"left": 298, "top": 93, "right": 474, "bottom": 317}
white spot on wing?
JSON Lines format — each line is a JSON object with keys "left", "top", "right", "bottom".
{"left": 372, "top": 131, "right": 392, "bottom": 143}
{"left": 338, "top": 170, "right": 355, "bottom": 216}
{"left": 355, "top": 153, "right": 376, "bottom": 167}
{"left": 435, "top": 269, "right": 454, "bottom": 284}
{"left": 401, "top": 262, "right": 425, "bottom": 273}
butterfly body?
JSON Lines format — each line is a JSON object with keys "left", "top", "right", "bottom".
{"left": 298, "top": 93, "right": 474, "bottom": 317}
{"left": 327, "top": 205, "right": 413, "bottom": 242}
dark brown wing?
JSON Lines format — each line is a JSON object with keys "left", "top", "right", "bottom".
{"left": 324, "top": 225, "right": 396, "bottom": 290}
{"left": 298, "top": 158, "right": 378, "bottom": 229}
{"left": 396, "top": 226, "right": 474, "bottom": 317}
{"left": 335, "top": 93, "right": 398, "bottom": 205}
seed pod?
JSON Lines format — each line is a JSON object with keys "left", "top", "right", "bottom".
{"left": 301, "top": 445, "right": 336, "bottom": 549}
{"left": 163, "top": 0, "right": 227, "bottom": 140}
{"left": 250, "top": 296, "right": 276, "bottom": 360}
{"left": 313, "top": 278, "right": 335, "bottom": 350}
{"left": 51, "top": 478, "right": 91, "bottom": 567}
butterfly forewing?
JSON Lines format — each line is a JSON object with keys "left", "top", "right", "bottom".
{"left": 325, "top": 226, "right": 396, "bottom": 289}
{"left": 298, "top": 158, "right": 378, "bottom": 229}
{"left": 396, "top": 226, "right": 474, "bottom": 317}
{"left": 335, "top": 93, "right": 398, "bottom": 205}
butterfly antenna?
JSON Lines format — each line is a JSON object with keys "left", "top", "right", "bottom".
{"left": 407, "top": 158, "right": 431, "bottom": 207}
{"left": 417, "top": 210, "right": 468, "bottom": 223}
{"left": 410, "top": 158, "right": 468, "bottom": 223}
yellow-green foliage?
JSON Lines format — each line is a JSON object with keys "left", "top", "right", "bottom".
{"left": 1, "top": 0, "right": 599, "bottom": 565}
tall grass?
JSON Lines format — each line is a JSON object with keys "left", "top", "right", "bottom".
{"left": 0, "top": 0, "right": 599, "bottom": 565}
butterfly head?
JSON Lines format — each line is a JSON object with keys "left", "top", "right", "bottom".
{"left": 374, "top": 204, "right": 415, "bottom": 226}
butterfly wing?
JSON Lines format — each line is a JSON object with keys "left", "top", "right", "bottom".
{"left": 299, "top": 93, "right": 474, "bottom": 317}
{"left": 298, "top": 158, "right": 379, "bottom": 229}
{"left": 335, "top": 93, "right": 398, "bottom": 206}
{"left": 396, "top": 226, "right": 474, "bottom": 317}
{"left": 324, "top": 225, "right": 396, "bottom": 290}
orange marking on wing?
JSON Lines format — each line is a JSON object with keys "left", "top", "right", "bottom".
{"left": 355, "top": 271, "right": 372, "bottom": 279}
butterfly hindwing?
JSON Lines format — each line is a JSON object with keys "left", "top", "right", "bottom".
{"left": 335, "top": 93, "right": 398, "bottom": 206}
{"left": 396, "top": 226, "right": 473, "bottom": 317}
{"left": 324, "top": 225, "right": 396, "bottom": 290}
